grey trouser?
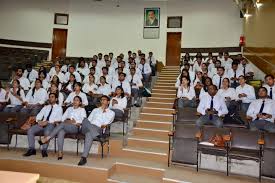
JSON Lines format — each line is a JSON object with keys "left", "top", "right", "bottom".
{"left": 27, "top": 123, "right": 55, "bottom": 150}
{"left": 178, "top": 98, "right": 196, "bottom": 108}
{"left": 250, "top": 120, "right": 275, "bottom": 133}
{"left": 81, "top": 118, "right": 101, "bottom": 158}
{"left": 196, "top": 115, "right": 223, "bottom": 128}
{"left": 49, "top": 123, "right": 79, "bottom": 152}
{"left": 4, "top": 105, "right": 23, "bottom": 113}
{"left": 21, "top": 105, "right": 43, "bottom": 116}
{"left": 142, "top": 73, "right": 151, "bottom": 88}
{"left": 241, "top": 103, "right": 250, "bottom": 114}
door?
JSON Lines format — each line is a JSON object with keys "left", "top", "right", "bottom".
{"left": 166, "top": 32, "right": 182, "bottom": 66}
{"left": 52, "top": 28, "right": 68, "bottom": 59}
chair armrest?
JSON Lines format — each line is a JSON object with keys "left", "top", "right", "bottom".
{"left": 172, "top": 110, "right": 178, "bottom": 116}
{"left": 223, "top": 135, "right": 231, "bottom": 142}
{"left": 195, "top": 131, "right": 202, "bottom": 140}
{"left": 168, "top": 131, "right": 175, "bottom": 137}
{"left": 258, "top": 138, "right": 265, "bottom": 145}
{"left": 196, "top": 112, "right": 201, "bottom": 116}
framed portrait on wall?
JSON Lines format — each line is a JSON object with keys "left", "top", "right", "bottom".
{"left": 144, "top": 8, "right": 160, "bottom": 28}
{"left": 54, "top": 13, "right": 69, "bottom": 25}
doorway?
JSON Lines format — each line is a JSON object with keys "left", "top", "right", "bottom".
{"left": 166, "top": 32, "right": 182, "bottom": 66}
{"left": 52, "top": 28, "right": 68, "bottom": 59}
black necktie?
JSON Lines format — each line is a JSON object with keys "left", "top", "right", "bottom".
{"left": 270, "top": 88, "right": 273, "bottom": 99}
{"left": 131, "top": 76, "right": 134, "bottom": 84}
{"left": 234, "top": 71, "right": 237, "bottom": 85}
{"left": 27, "top": 72, "right": 31, "bottom": 80}
{"left": 45, "top": 105, "right": 53, "bottom": 121}
{"left": 142, "top": 65, "right": 145, "bottom": 74}
{"left": 218, "top": 76, "right": 222, "bottom": 89}
{"left": 149, "top": 57, "right": 152, "bottom": 66}
{"left": 256, "top": 100, "right": 265, "bottom": 120}
{"left": 243, "top": 65, "right": 246, "bottom": 76}
{"left": 120, "top": 82, "right": 123, "bottom": 88}
{"left": 209, "top": 96, "right": 214, "bottom": 120}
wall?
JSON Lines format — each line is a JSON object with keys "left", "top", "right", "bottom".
{"left": 0, "top": 0, "right": 243, "bottom": 63}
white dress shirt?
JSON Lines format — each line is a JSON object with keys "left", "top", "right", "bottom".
{"left": 76, "top": 67, "right": 90, "bottom": 77}
{"left": 197, "top": 93, "right": 228, "bottom": 116}
{"left": 217, "top": 88, "right": 238, "bottom": 101}
{"left": 177, "top": 86, "right": 196, "bottom": 100}
{"left": 96, "top": 84, "right": 112, "bottom": 96}
{"left": 64, "top": 91, "right": 88, "bottom": 106}
{"left": 199, "top": 88, "right": 208, "bottom": 100}
{"left": 23, "top": 69, "right": 38, "bottom": 83}
{"left": 36, "top": 104, "right": 63, "bottom": 123}
{"left": 50, "top": 72, "right": 65, "bottom": 83}
{"left": 5, "top": 88, "right": 25, "bottom": 106}
{"left": 87, "top": 107, "right": 115, "bottom": 127}
{"left": 193, "top": 62, "right": 203, "bottom": 73}
{"left": 212, "top": 74, "right": 228, "bottom": 89}
{"left": 227, "top": 69, "right": 243, "bottom": 81}
{"left": 82, "top": 83, "right": 98, "bottom": 94}
{"left": 221, "top": 59, "right": 233, "bottom": 71}
{"left": 62, "top": 107, "right": 87, "bottom": 124}
{"left": 83, "top": 75, "right": 99, "bottom": 84}
{"left": 263, "top": 84, "right": 275, "bottom": 100}
{"left": 112, "top": 80, "right": 131, "bottom": 95}
{"left": 138, "top": 63, "right": 151, "bottom": 75}
{"left": 236, "top": 84, "right": 256, "bottom": 103}
{"left": 0, "top": 89, "right": 7, "bottom": 102}
{"left": 30, "top": 79, "right": 49, "bottom": 90}
{"left": 25, "top": 88, "right": 48, "bottom": 105}
{"left": 64, "top": 71, "right": 82, "bottom": 83}
{"left": 11, "top": 77, "right": 30, "bottom": 91}
{"left": 147, "top": 56, "right": 156, "bottom": 65}
{"left": 239, "top": 64, "right": 254, "bottom": 75}
{"left": 247, "top": 99, "right": 274, "bottom": 122}
{"left": 127, "top": 74, "right": 143, "bottom": 89}
{"left": 97, "top": 59, "right": 106, "bottom": 69}
{"left": 98, "top": 74, "right": 112, "bottom": 85}
{"left": 110, "top": 96, "right": 127, "bottom": 112}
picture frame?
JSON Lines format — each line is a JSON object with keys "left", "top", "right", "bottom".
{"left": 144, "top": 8, "right": 160, "bottom": 28}
{"left": 54, "top": 13, "right": 69, "bottom": 25}
{"left": 167, "top": 16, "right": 182, "bottom": 28}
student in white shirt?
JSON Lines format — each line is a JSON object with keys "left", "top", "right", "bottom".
{"left": 31, "top": 71, "right": 49, "bottom": 91}
{"left": 199, "top": 77, "right": 213, "bottom": 100}
{"left": 50, "top": 75, "right": 62, "bottom": 91}
{"left": 62, "top": 74, "right": 76, "bottom": 96}
{"left": 247, "top": 87, "right": 275, "bottom": 133}
{"left": 212, "top": 67, "right": 227, "bottom": 89}
{"left": 23, "top": 93, "right": 63, "bottom": 157}
{"left": 193, "top": 71, "right": 204, "bottom": 98}
{"left": 147, "top": 52, "right": 156, "bottom": 76}
{"left": 193, "top": 56, "right": 203, "bottom": 73}
{"left": 138, "top": 58, "right": 152, "bottom": 88}
{"left": 82, "top": 75, "right": 98, "bottom": 107}
{"left": 49, "top": 64, "right": 65, "bottom": 83}
{"left": 21, "top": 79, "right": 48, "bottom": 116}
{"left": 128, "top": 68, "right": 143, "bottom": 107}
{"left": 23, "top": 64, "right": 38, "bottom": 83}
{"left": 76, "top": 57, "right": 89, "bottom": 70}
{"left": 263, "top": 74, "right": 275, "bottom": 100}
{"left": 97, "top": 76, "right": 112, "bottom": 96}
{"left": 112, "top": 73, "right": 131, "bottom": 97}
{"left": 105, "top": 60, "right": 115, "bottom": 77}
{"left": 64, "top": 65, "right": 82, "bottom": 83}
{"left": 83, "top": 68, "right": 99, "bottom": 84}
{"left": 4, "top": 80, "right": 25, "bottom": 112}
{"left": 208, "top": 60, "right": 222, "bottom": 78}
{"left": 177, "top": 76, "right": 196, "bottom": 108}
{"left": 180, "top": 63, "right": 195, "bottom": 82}
{"left": 0, "top": 81, "right": 6, "bottom": 111}
{"left": 97, "top": 53, "right": 106, "bottom": 69}
{"left": 64, "top": 82, "right": 88, "bottom": 106}
{"left": 78, "top": 95, "right": 115, "bottom": 166}
{"left": 204, "top": 52, "right": 213, "bottom": 64}
{"left": 236, "top": 75, "right": 256, "bottom": 114}
{"left": 110, "top": 86, "right": 127, "bottom": 118}
{"left": 39, "top": 96, "right": 87, "bottom": 160}
{"left": 12, "top": 68, "right": 31, "bottom": 91}
{"left": 38, "top": 66, "right": 51, "bottom": 82}
{"left": 218, "top": 52, "right": 224, "bottom": 62}
{"left": 196, "top": 85, "right": 228, "bottom": 128}
{"left": 48, "top": 83, "right": 64, "bottom": 106}
{"left": 76, "top": 58, "right": 90, "bottom": 78}
{"left": 129, "top": 62, "right": 143, "bottom": 80}
{"left": 239, "top": 58, "right": 254, "bottom": 79}
{"left": 175, "top": 69, "right": 190, "bottom": 88}
{"left": 221, "top": 52, "right": 233, "bottom": 72}
{"left": 227, "top": 62, "right": 242, "bottom": 88}
{"left": 201, "top": 63, "right": 209, "bottom": 78}
{"left": 100, "top": 67, "right": 113, "bottom": 84}
{"left": 112, "top": 67, "right": 124, "bottom": 83}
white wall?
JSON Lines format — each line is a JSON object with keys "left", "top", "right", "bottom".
{"left": 0, "top": 0, "right": 243, "bottom": 63}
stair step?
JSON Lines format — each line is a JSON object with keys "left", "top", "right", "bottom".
{"left": 132, "top": 127, "right": 169, "bottom": 139}
{"left": 149, "top": 97, "right": 175, "bottom": 103}
{"left": 108, "top": 173, "right": 161, "bottom": 183}
{"left": 142, "top": 107, "right": 174, "bottom": 115}
{"left": 151, "top": 93, "right": 175, "bottom": 98}
{"left": 153, "top": 86, "right": 176, "bottom": 90}
{"left": 156, "top": 80, "right": 176, "bottom": 84}
{"left": 128, "top": 135, "right": 169, "bottom": 149}
{"left": 145, "top": 102, "right": 173, "bottom": 108}
{"left": 139, "top": 113, "right": 173, "bottom": 122}
{"left": 136, "top": 120, "right": 172, "bottom": 130}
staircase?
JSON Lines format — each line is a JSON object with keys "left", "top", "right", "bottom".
{"left": 108, "top": 66, "right": 180, "bottom": 183}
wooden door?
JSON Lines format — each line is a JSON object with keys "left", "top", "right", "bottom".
{"left": 166, "top": 32, "right": 182, "bottom": 66}
{"left": 52, "top": 28, "right": 68, "bottom": 59}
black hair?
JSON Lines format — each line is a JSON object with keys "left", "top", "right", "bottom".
{"left": 101, "top": 95, "right": 110, "bottom": 101}
{"left": 232, "top": 61, "right": 239, "bottom": 66}
{"left": 32, "top": 79, "right": 42, "bottom": 97}
{"left": 115, "top": 86, "right": 125, "bottom": 98}
{"left": 74, "top": 96, "right": 82, "bottom": 104}
{"left": 102, "top": 67, "right": 109, "bottom": 72}
{"left": 179, "top": 69, "right": 190, "bottom": 82}
{"left": 202, "top": 77, "right": 213, "bottom": 92}
{"left": 258, "top": 87, "right": 268, "bottom": 94}
{"left": 49, "top": 92, "right": 58, "bottom": 99}
{"left": 222, "top": 78, "right": 230, "bottom": 88}
{"left": 209, "top": 84, "right": 218, "bottom": 91}
{"left": 217, "top": 66, "right": 225, "bottom": 71}
{"left": 73, "top": 82, "right": 82, "bottom": 90}
{"left": 265, "top": 74, "right": 275, "bottom": 80}
{"left": 181, "top": 76, "right": 191, "bottom": 91}
{"left": 39, "top": 70, "right": 47, "bottom": 79}
{"left": 100, "top": 76, "right": 107, "bottom": 84}
{"left": 13, "top": 79, "right": 22, "bottom": 96}
{"left": 119, "top": 73, "right": 126, "bottom": 77}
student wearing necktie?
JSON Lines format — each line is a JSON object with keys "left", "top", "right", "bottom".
{"left": 138, "top": 58, "right": 152, "bottom": 88}
{"left": 127, "top": 68, "right": 143, "bottom": 107}
{"left": 263, "top": 74, "right": 275, "bottom": 100}
{"left": 148, "top": 52, "right": 156, "bottom": 76}
{"left": 23, "top": 93, "right": 63, "bottom": 157}
{"left": 196, "top": 85, "right": 228, "bottom": 128}
{"left": 212, "top": 67, "right": 227, "bottom": 90}
{"left": 247, "top": 87, "right": 275, "bottom": 133}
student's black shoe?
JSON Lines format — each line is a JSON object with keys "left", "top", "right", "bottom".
{"left": 57, "top": 156, "right": 63, "bottom": 160}
{"left": 41, "top": 150, "right": 48, "bottom": 158}
{"left": 78, "top": 157, "right": 87, "bottom": 166}
{"left": 134, "top": 103, "right": 141, "bottom": 107}
{"left": 23, "top": 149, "right": 36, "bottom": 157}
{"left": 38, "top": 140, "right": 44, "bottom": 145}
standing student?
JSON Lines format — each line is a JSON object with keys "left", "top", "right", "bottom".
{"left": 21, "top": 79, "right": 48, "bottom": 116}
{"left": 64, "top": 82, "right": 88, "bottom": 106}
{"left": 4, "top": 80, "right": 25, "bottom": 112}
{"left": 147, "top": 52, "right": 156, "bottom": 76}
{"left": 138, "top": 58, "right": 152, "bottom": 88}
{"left": 247, "top": 87, "right": 275, "bottom": 132}
{"left": 263, "top": 74, "right": 275, "bottom": 100}
{"left": 23, "top": 93, "right": 63, "bottom": 157}
{"left": 39, "top": 96, "right": 87, "bottom": 160}
{"left": 127, "top": 68, "right": 143, "bottom": 107}
{"left": 78, "top": 95, "right": 115, "bottom": 166}
{"left": 196, "top": 85, "right": 228, "bottom": 128}
{"left": 110, "top": 86, "right": 127, "bottom": 118}
{"left": 177, "top": 76, "right": 196, "bottom": 108}
{"left": 0, "top": 81, "right": 7, "bottom": 111}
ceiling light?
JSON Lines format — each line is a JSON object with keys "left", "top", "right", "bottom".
{"left": 244, "top": 13, "right": 252, "bottom": 18}
{"left": 256, "top": 3, "right": 263, "bottom": 8}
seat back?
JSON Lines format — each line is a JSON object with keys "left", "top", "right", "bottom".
{"left": 174, "top": 124, "right": 197, "bottom": 139}
{"left": 176, "top": 108, "right": 198, "bottom": 122}
{"left": 231, "top": 128, "right": 259, "bottom": 151}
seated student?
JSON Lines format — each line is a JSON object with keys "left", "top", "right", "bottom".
{"left": 105, "top": 59, "right": 115, "bottom": 77}
{"left": 120, "top": 61, "right": 130, "bottom": 76}
{"left": 21, "top": 79, "right": 48, "bottom": 116}
{"left": 4, "top": 80, "right": 25, "bottom": 112}
{"left": 193, "top": 56, "right": 204, "bottom": 73}
{"left": 247, "top": 87, "right": 275, "bottom": 133}
{"left": 147, "top": 52, "right": 156, "bottom": 76}
{"left": 76, "top": 57, "right": 89, "bottom": 70}
{"left": 177, "top": 76, "right": 196, "bottom": 108}
{"left": 199, "top": 77, "right": 213, "bottom": 100}
{"left": 196, "top": 85, "right": 228, "bottom": 128}
{"left": 263, "top": 74, "right": 275, "bottom": 100}
{"left": 129, "top": 62, "right": 143, "bottom": 80}
{"left": 0, "top": 81, "right": 7, "bottom": 111}
{"left": 218, "top": 52, "right": 224, "bottom": 62}
{"left": 201, "top": 63, "right": 209, "bottom": 78}
{"left": 11, "top": 67, "right": 31, "bottom": 91}
{"left": 62, "top": 74, "right": 76, "bottom": 96}
{"left": 212, "top": 67, "right": 228, "bottom": 89}
{"left": 207, "top": 56, "right": 217, "bottom": 71}
{"left": 39, "top": 96, "right": 87, "bottom": 160}
{"left": 50, "top": 75, "right": 62, "bottom": 91}
{"left": 78, "top": 95, "right": 115, "bottom": 166}
{"left": 61, "top": 58, "right": 71, "bottom": 74}
{"left": 64, "top": 82, "right": 88, "bottom": 106}
{"left": 236, "top": 75, "right": 256, "bottom": 114}
{"left": 110, "top": 86, "right": 127, "bottom": 118}
{"left": 100, "top": 67, "right": 113, "bottom": 84}
{"left": 31, "top": 71, "right": 49, "bottom": 91}
{"left": 227, "top": 61, "right": 242, "bottom": 88}
{"left": 221, "top": 52, "right": 233, "bottom": 72}
{"left": 112, "top": 73, "right": 131, "bottom": 97}
{"left": 127, "top": 68, "right": 143, "bottom": 107}
{"left": 97, "top": 76, "right": 112, "bottom": 97}
{"left": 23, "top": 64, "right": 38, "bottom": 83}
{"left": 48, "top": 83, "right": 64, "bottom": 106}
{"left": 193, "top": 71, "right": 204, "bottom": 98}
{"left": 204, "top": 52, "right": 213, "bottom": 64}
{"left": 64, "top": 65, "right": 82, "bottom": 83}
{"left": 180, "top": 63, "right": 195, "bottom": 82}
{"left": 82, "top": 75, "right": 98, "bottom": 106}
{"left": 239, "top": 58, "right": 254, "bottom": 79}
{"left": 83, "top": 67, "right": 99, "bottom": 84}
{"left": 23, "top": 93, "right": 63, "bottom": 157}
{"left": 38, "top": 66, "right": 50, "bottom": 82}
{"left": 208, "top": 60, "right": 222, "bottom": 78}
{"left": 112, "top": 67, "right": 124, "bottom": 83}
{"left": 76, "top": 58, "right": 90, "bottom": 78}
{"left": 138, "top": 58, "right": 151, "bottom": 88}
{"left": 49, "top": 64, "right": 65, "bottom": 83}
{"left": 97, "top": 53, "right": 106, "bottom": 69}
{"left": 175, "top": 69, "right": 191, "bottom": 88}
